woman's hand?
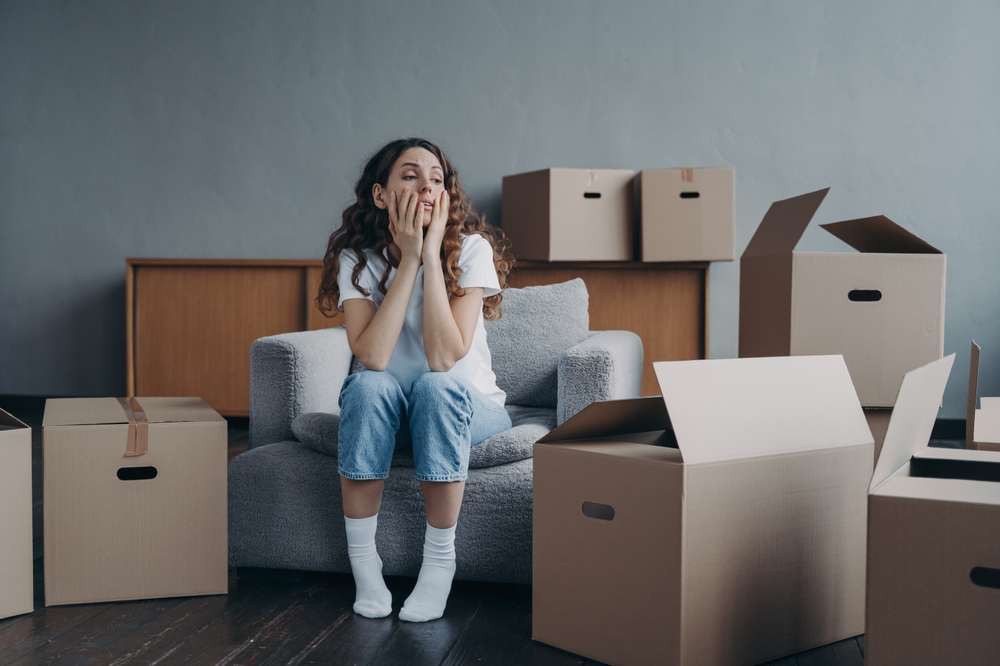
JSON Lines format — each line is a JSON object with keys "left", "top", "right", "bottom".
{"left": 387, "top": 187, "right": 424, "bottom": 264}
{"left": 422, "top": 190, "right": 450, "bottom": 264}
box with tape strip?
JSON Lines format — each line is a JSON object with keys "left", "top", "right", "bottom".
{"left": 635, "top": 167, "right": 735, "bottom": 262}
{"left": 532, "top": 354, "right": 873, "bottom": 666}
{"left": 739, "top": 187, "right": 946, "bottom": 407}
{"left": 42, "top": 397, "right": 228, "bottom": 606}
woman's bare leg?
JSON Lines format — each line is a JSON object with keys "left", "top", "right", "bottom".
{"left": 420, "top": 480, "right": 465, "bottom": 528}
{"left": 341, "top": 477, "right": 385, "bottom": 519}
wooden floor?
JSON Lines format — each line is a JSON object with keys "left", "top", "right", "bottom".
{"left": 2, "top": 398, "right": 960, "bottom": 666}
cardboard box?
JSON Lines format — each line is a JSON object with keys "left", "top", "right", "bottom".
{"left": 635, "top": 167, "right": 735, "bottom": 262}
{"left": 866, "top": 353, "right": 1000, "bottom": 665}
{"left": 533, "top": 355, "right": 873, "bottom": 666}
{"left": 43, "top": 397, "right": 228, "bottom": 606}
{"left": 501, "top": 168, "right": 634, "bottom": 261}
{"left": 967, "top": 341, "right": 1000, "bottom": 451}
{"left": 0, "top": 408, "right": 33, "bottom": 620}
{"left": 865, "top": 407, "right": 893, "bottom": 465}
{"left": 739, "top": 188, "right": 946, "bottom": 407}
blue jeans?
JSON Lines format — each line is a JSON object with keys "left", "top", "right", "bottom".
{"left": 337, "top": 370, "right": 512, "bottom": 482}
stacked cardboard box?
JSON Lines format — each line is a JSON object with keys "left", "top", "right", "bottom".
{"left": 501, "top": 167, "right": 735, "bottom": 263}
{"left": 866, "top": 354, "right": 1000, "bottom": 665}
{"left": 533, "top": 354, "right": 872, "bottom": 666}
{"left": 0, "top": 408, "right": 33, "bottom": 620}
{"left": 43, "top": 397, "right": 228, "bottom": 606}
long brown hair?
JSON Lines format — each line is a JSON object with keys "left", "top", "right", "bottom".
{"left": 316, "top": 138, "right": 513, "bottom": 320}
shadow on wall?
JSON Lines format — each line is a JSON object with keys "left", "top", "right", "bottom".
{"left": 8, "top": 277, "right": 127, "bottom": 397}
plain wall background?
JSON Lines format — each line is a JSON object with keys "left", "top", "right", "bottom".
{"left": 2, "top": 0, "right": 998, "bottom": 418}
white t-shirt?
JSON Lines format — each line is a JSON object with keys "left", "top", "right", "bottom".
{"left": 337, "top": 234, "right": 506, "bottom": 407}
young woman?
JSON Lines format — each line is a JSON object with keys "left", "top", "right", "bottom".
{"left": 316, "top": 138, "right": 514, "bottom": 622}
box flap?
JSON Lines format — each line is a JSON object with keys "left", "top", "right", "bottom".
{"left": 537, "top": 396, "right": 670, "bottom": 443}
{"left": 742, "top": 188, "right": 828, "bottom": 258}
{"left": 0, "top": 407, "right": 29, "bottom": 430}
{"left": 976, "top": 398, "right": 1000, "bottom": 446}
{"left": 870, "top": 354, "right": 955, "bottom": 493}
{"left": 43, "top": 397, "right": 223, "bottom": 427}
{"left": 968, "top": 340, "right": 981, "bottom": 447}
{"left": 652, "top": 355, "right": 871, "bottom": 465}
{"left": 820, "top": 216, "right": 942, "bottom": 254}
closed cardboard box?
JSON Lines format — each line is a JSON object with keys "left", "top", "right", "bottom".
{"left": 635, "top": 167, "right": 735, "bottom": 262}
{"left": 533, "top": 355, "right": 873, "bottom": 666}
{"left": 0, "top": 408, "right": 33, "bottom": 620}
{"left": 739, "top": 188, "right": 946, "bottom": 407}
{"left": 43, "top": 397, "right": 228, "bottom": 606}
{"left": 501, "top": 168, "right": 634, "bottom": 261}
{"left": 866, "top": 353, "right": 1000, "bottom": 665}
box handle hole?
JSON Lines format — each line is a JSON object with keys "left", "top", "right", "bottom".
{"left": 582, "top": 501, "right": 615, "bottom": 521}
{"left": 583, "top": 192, "right": 601, "bottom": 199}
{"left": 680, "top": 192, "right": 700, "bottom": 199}
{"left": 848, "top": 289, "right": 882, "bottom": 302}
{"left": 971, "top": 567, "right": 1000, "bottom": 589}
{"left": 117, "top": 466, "right": 157, "bottom": 481}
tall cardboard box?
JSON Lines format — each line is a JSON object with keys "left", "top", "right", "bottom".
{"left": 867, "top": 353, "right": 1000, "bottom": 665}
{"left": 501, "top": 168, "right": 634, "bottom": 261}
{"left": 0, "top": 408, "right": 33, "bottom": 619}
{"left": 43, "top": 397, "right": 228, "bottom": 606}
{"left": 533, "top": 355, "right": 873, "bottom": 666}
{"left": 739, "top": 188, "right": 946, "bottom": 407}
{"left": 966, "top": 341, "right": 1000, "bottom": 451}
{"left": 635, "top": 167, "right": 735, "bottom": 262}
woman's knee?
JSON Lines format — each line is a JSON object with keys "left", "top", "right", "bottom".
{"left": 339, "top": 370, "right": 403, "bottom": 408}
{"left": 409, "top": 372, "right": 468, "bottom": 409}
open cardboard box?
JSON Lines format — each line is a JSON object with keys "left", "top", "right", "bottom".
{"left": 739, "top": 188, "right": 945, "bottom": 407}
{"left": 532, "top": 354, "right": 873, "bottom": 666}
{"left": 866, "top": 353, "right": 1000, "bottom": 665}
{"left": 0, "top": 408, "right": 33, "bottom": 620}
{"left": 966, "top": 341, "right": 1000, "bottom": 451}
{"left": 501, "top": 168, "right": 635, "bottom": 261}
{"left": 43, "top": 397, "right": 228, "bottom": 606}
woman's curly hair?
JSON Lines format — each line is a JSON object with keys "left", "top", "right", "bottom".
{"left": 317, "top": 138, "right": 513, "bottom": 320}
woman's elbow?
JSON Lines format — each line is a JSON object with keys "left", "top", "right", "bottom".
{"left": 354, "top": 351, "right": 389, "bottom": 372}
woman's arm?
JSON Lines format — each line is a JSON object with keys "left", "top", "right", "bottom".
{"left": 421, "top": 190, "right": 483, "bottom": 371}
{"left": 344, "top": 189, "right": 424, "bottom": 371}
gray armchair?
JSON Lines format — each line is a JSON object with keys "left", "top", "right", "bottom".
{"left": 228, "top": 278, "right": 643, "bottom": 584}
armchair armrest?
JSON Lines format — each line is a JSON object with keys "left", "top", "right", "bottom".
{"left": 556, "top": 330, "right": 644, "bottom": 425}
{"left": 249, "top": 327, "right": 354, "bottom": 449}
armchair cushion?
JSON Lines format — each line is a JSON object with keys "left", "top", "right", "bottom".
{"left": 291, "top": 404, "right": 555, "bottom": 469}
{"left": 485, "top": 278, "right": 590, "bottom": 408}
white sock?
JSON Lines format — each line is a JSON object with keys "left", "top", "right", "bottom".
{"left": 344, "top": 514, "right": 392, "bottom": 618}
{"left": 399, "top": 523, "right": 457, "bottom": 622}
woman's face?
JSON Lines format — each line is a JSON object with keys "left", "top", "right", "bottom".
{"left": 373, "top": 147, "right": 445, "bottom": 226}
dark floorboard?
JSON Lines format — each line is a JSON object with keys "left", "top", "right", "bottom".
{"left": 0, "top": 397, "right": 966, "bottom": 665}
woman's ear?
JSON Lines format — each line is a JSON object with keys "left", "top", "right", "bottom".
{"left": 372, "top": 183, "right": 388, "bottom": 210}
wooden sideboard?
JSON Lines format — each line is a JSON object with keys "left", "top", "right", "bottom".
{"left": 127, "top": 258, "right": 708, "bottom": 416}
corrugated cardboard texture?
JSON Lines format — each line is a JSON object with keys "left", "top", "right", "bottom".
{"left": 870, "top": 354, "right": 954, "bottom": 493}
{"left": 534, "top": 354, "right": 873, "bottom": 666}
{"left": 501, "top": 170, "right": 550, "bottom": 261}
{"left": 502, "top": 168, "right": 633, "bottom": 261}
{"left": 43, "top": 401, "right": 228, "bottom": 606}
{"left": 637, "top": 168, "right": 735, "bottom": 262}
{"left": 681, "top": 445, "right": 870, "bottom": 666}
{"left": 788, "top": 252, "right": 946, "bottom": 407}
{"left": 0, "top": 409, "right": 33, "bottom": 620}
{"left": 867, "top": 488, "right": 1000, "bottom": 665}
{"left": 533, "top": 441, "right": 684, "bottom": 666}
{"left": 967, "top": 341, "right": 1000, "bottom": 451}
{"left": 653, "top": 355, "right": 872, "bottom": 465}
{"left": 740, "top": 189, "right": 946, "bottom": 407}
{"left": 43, "top": 396, "right": 226, "bottom": 427}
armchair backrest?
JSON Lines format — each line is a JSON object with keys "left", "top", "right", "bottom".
{"left": 484, "top": 278, "right": 590, "bottom": 408}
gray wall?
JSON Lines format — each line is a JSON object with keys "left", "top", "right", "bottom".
{"left": 2, "top": 0, "right": 998, "bottom": 418}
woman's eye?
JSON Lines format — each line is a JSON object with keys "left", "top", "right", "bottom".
{"left": 432, "top": 179, "right": 442, "bottom": 185}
